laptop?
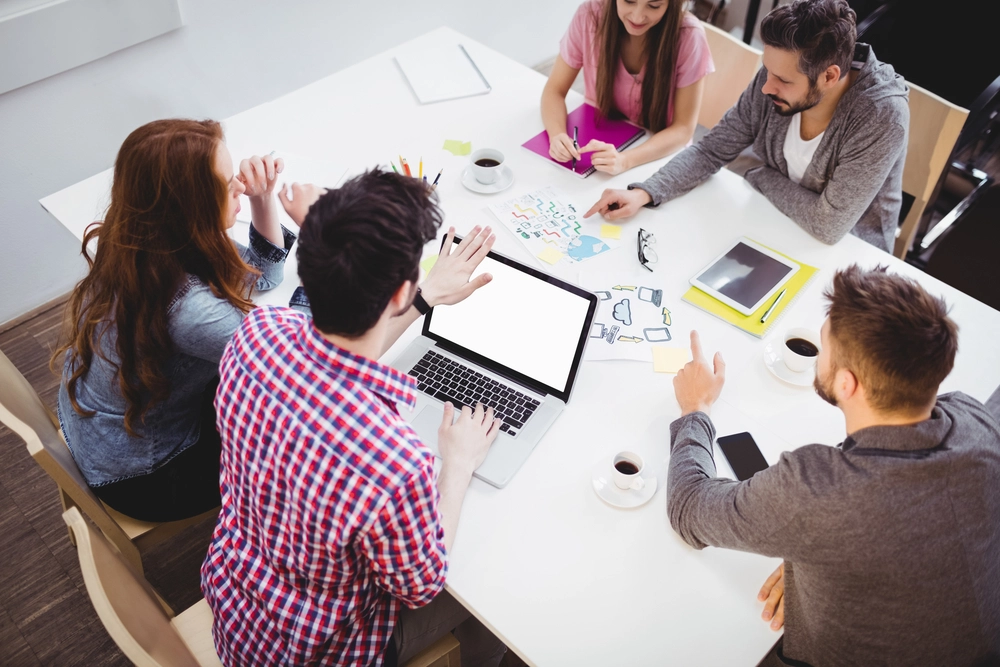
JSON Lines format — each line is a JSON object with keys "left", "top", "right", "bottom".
{"left": 390, "top": 237, "right": 598, "bottom": 488}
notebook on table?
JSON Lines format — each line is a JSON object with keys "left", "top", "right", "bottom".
{"left": 394, "top": 44, "right": 491, "bottom": 104}
{"left": 522, "top": 103, "right": 646, "bottom": 178}
{"left": 682, "top": 242, "right": 819, "bottom": 339}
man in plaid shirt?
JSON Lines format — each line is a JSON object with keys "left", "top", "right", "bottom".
{"left": 201, "top": 170, "right": 506, "bottom": 666}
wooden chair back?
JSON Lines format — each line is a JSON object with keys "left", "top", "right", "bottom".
{"left": 63, "top": 507, "right": 200, "bottom": 667}
{"left": 896, "top": 82, "right": 968, "bottom": 257}
{"left": 699, "top": 21, "right": 762, "bottom": 129}
{"left": 0, "top": 347, "right": 150, "bottom": 571}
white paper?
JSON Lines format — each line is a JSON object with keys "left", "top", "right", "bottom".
{"left": 394, "top": 43, "right": 490, "bottom": 104}
{"left": 581, "top": 270, "right": 677, "bottom": 362}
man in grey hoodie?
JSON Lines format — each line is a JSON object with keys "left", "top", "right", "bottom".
{"left": 668, "top": 266, "right": 1000, "bottom": 665}
{"left": 584, "top": 0, "right": 909, "bottom": 252}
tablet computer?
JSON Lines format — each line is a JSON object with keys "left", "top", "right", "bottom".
{"left": 689, "top": 238, "right": 799, "bottom": 316}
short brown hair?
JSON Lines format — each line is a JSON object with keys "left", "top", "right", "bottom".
{"left": 824, "top": 265, "right": 958, "bottom": 414}
{"left": 760, "top": 0, "right": 856, "bottom": 83}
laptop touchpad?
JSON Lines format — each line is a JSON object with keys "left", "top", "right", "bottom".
{"left": 410, "top": 404, "right": 453, "bottom": 453}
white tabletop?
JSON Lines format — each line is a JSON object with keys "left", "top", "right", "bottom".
{"left": 40, "top": 27, "right": 1000, "bottom": 666}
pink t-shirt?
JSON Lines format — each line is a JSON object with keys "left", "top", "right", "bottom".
{"left": 559, "top": 1, "right": 714, "bottom": 128}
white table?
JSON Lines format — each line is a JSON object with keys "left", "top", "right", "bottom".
{"left": 40, "top": 27, "right": 1000, "bottom": 666}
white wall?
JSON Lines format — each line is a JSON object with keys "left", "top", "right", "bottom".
{"left": 0, "top": 0, "right": 580, "bottom": 325}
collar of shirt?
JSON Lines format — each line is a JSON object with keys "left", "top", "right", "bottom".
{"left": 297, "top": 319, "right": 418, "bottom": 412}
{"left": 841, "top": 404, "right": 952, "bottom": 453}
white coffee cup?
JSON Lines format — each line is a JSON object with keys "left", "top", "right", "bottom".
{"left": 782, "top": 327, "right": 821, "bottom": 373}
{"left": 612, "top": 451, "right": 645, "bottom": 491}
{"left": 470, "top": 148, "right": 504, "bottom": 185}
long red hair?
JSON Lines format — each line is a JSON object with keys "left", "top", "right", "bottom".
{"left": 55, "top": 119, "right": 257, "bottom": 436}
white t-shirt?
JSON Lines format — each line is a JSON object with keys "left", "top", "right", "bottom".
{"left": 784, "top": 113, "right": 825, "bottom": 185}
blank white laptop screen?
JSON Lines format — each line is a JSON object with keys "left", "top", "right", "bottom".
{"left": 426, "top": 254, "right": 592, "bottom": 393}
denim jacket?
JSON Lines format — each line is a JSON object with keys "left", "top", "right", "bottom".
{"left": 58, "top": 224, "right": 296, "bottom": 487}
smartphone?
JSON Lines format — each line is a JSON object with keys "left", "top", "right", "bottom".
{"left": 717, "top": 432, "right": 769, "bottom": 481}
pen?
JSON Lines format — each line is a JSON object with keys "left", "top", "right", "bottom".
{"left": 432, "top": 168, "right": 443, "bottom": 186}
{"left": 419, "top": 157, "right": 423, "bottom": 179}
{"left": 402, "top": 157, "right": 412, "bottom": 177}
{"left": 760, "top": 289, "right": 786, "bottom": 324}
{"left": 572, "top": 126, "right": 579, "bottom": 172}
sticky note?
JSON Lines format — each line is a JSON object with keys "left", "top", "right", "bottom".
{"left": 652, "top": 346, "right": 690, "bottom": 373}
{"left": 537, "top": 247, "right": 564, "bottom": 265}
{"left": 443, "top": 140, "right": 472, "bottom": 156}
{"left": 420, "top": 254, "right": 438, "bottom": 275}
{"left": 600, "top": 224, "right": 622, "bottom": 240}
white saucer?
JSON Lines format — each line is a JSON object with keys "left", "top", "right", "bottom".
{"left": 461, "top": 165, "right": 514, "bottom": 194}
{"left": 763, "top": 342, "right": 815, "bottom": 388}
{"left": 591, "top": 459, "right": 658, "bottom": 509}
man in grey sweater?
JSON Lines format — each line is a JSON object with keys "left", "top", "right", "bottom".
{"left": 584, "top": 0, "right": 909, "bottom": 252}
{"left": 668, "top": 265, "right": 1000, "bottom": 666}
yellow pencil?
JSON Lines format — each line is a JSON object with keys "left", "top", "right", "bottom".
{"left": 419, "top": 157, "right": 423, "bottom": 179}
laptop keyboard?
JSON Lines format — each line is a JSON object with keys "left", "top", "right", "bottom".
{"left": 407, "top": 350, "right": 541, "bottom": 437}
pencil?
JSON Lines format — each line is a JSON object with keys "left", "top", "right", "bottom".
{"left": 390, "top": 161, "right": 399, "bottom": 174}
{"left": 402, "top": 158, "right": 412, "bottom": 177}
{"left": 432, "top": 168, "right": 443, "bottom": 186}
{"left": 572, "top": 126, "right": 579, "bottom": 171}
{"left": 419, "top": 157, "right": 423, "bottom": 179}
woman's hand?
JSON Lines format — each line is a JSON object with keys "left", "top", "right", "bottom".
{"left": 277, "top": 183, "right": 326, "bottom": 226}
{"left": 548, "top": 132, "right": 581, "bottom": 163}
{"left": 238, "top": 154, "right": 285, "bottom": 199}
{"left": 580, "top": 139, "right": 631, "bottom": 175}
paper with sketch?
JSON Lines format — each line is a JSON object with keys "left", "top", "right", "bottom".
{"left": 488, "top": 187, "right": 618, "bottom": 271}
{"left": 582, "top": 271, "right": 675, "bottom": 362}
{"left": 235, "top": 151, "right": 349, "bottom": 227}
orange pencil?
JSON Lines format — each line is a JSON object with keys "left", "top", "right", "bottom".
{"left": 401, "top": 157, "right": 412, "bottom": 177}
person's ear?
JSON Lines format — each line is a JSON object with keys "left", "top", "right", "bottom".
{"left": 389, "top": 280, "right": 416, "bottom": 312}
{"left": 822, "top": 64, "right": 841, "bottom": 89}
{"left": 836, "top": 367, "right": 859, "bottom": 402}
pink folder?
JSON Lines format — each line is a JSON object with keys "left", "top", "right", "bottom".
{"left": 522, "top": 103, "right": 646, "bottom": 178}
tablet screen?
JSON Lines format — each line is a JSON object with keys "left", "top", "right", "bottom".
{"left": 695, "top": 242, "right": 795, "bottom": 310}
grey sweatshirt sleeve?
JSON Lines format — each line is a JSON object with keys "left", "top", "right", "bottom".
{"left": 630, "top": 77, "right": 760, "bottom": 206}
{"left": 743, "top": 118, "right": 907, "bottom": 245}
{"left": 667, "top": 412, "right": 821, "bottom": 558}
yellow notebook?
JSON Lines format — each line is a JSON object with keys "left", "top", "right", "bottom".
{"left": 682, "top": 246, "right": 819, "bottom": 338}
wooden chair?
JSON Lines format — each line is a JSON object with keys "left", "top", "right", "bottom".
{"left": 699, "top": 21, "right": 763, "bottom": 129}
{"left": 895, "top": 82, "right": 968, "bottom": 258}
{"left": 64, "top": 505, "right": 461, "bottom": 667}
{"left": 0, "top": 348, "right": 218, "bottom": 578}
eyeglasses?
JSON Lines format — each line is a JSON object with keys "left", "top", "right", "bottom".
{"left": 637, "top": 228, "right": 658, "bottom": 272}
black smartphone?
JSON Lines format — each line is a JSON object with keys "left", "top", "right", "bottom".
{"left": 717, "top": 432, "right": 769, "bottom": 481}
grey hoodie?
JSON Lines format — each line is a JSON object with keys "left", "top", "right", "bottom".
{"left": 632, "top": 44, "right": 909, "bottom": 252}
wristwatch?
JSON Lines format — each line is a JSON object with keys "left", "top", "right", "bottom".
{"left": 413, "top": 287, "right": 432, "bottom": 315}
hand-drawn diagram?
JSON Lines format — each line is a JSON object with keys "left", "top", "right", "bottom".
{"left": 584, "top": 272, "right": 676, "bottom": 362}
{"left": 489, "top": 187, "right": 618, "bottom": 269}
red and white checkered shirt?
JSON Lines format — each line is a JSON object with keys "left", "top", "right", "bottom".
{"left": 201, "top": 306, "right": 447, "bottom": 666}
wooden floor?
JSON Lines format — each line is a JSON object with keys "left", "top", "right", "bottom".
{"left": 0, "top": 300, "right": 528, "bottom": 667}
{"left": 0, "top": 301, "right": 217, "bottom": 666}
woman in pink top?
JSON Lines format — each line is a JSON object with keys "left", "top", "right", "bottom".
{"left": 542, "top": 0, "right": 715, "bottom": 174}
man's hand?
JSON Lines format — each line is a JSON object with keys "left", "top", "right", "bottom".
{"left": 277, "top": 183, "right": 326, "bottom": 226}
{"left": 579, "top": 139, "right": 630, "bottom": 175}
{"left": 549, "top": 132, "right": 581, "bottom": 163}
{"left": 420, "top": 226, "right": 495, "bottom": 307}
{"left": 438, "top": 402, "right": 501, "bottom": 478}
{"left": 673, "top": 330, "right": 726, "bottom": 415}
{"left": 583, "top": 187, "right": 651, "bottom": 222}
{"left": 758, "top": 563, "right": 786, "bottom": 631}
{"left": 238, "top": 154, "right": 285, "bottom": 199}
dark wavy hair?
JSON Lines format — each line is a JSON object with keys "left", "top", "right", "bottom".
{"left": 824, "top": 265, "right": 958, "bottom": 413}
{"left": 297, "top": 168, "right": 442, "bottom": 337}
{"left": 593, "top": 0, "right": 685, "bottom": 132}
{"left": 760, "top": 0, "right": 857, "bottom": 82}
{"left": 54, "top": 119, "right": 258, "bottom": 436}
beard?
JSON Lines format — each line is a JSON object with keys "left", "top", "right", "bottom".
{"left": 813, "top": 368, "right": 838, "bottom": 407}
{"left": 768, "top": 82, "right": 823, "bottom": 117}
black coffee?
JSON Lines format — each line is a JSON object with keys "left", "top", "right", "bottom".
{"left": 614, "top": 460, "right": 639, "bottom": 475}
{"left": 786, "top": 337, "right": 818, "bottom": 357}
{"left": 475, "top": 158, "right": 501, "bottom": 168}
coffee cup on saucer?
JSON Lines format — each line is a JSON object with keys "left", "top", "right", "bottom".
{"left": 782, "top": 327, "right": 821, "bottom": 373}
{"left": 612, "top": 451, "right": 645, "bottom": 491}
{"left": 469, "top": 149, "right": 504, "bottom": 185}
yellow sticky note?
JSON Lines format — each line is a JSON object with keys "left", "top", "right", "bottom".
{"left": 443, "top": 140, "right": 472, "bottom": 156}
{"left": 537, "top": 247, "right": 564, "bottom": 265}
{"left": 652, "top": 346, "right": 690, "bottom": 373}
{"left": 420, "top": 254, "right": 438, "bottom": 275}
{"left": 600, "top": 224, "right": 622, "bottom": 240}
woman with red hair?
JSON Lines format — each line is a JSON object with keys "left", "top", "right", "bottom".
{"left": 54, "top": 118, "right": 295, "bottom": 521}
